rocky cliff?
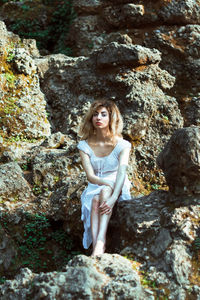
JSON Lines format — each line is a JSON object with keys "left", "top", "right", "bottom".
{"left": 0, "top": 0, "right": 199, "bottom": 299}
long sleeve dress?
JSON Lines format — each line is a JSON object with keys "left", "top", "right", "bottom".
{"left": 77, "top": 138, "right": 132, "bottom": 249}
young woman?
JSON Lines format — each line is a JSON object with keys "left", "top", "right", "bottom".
{"left": 77, "top": 100, "right": 131, "bottom": 256}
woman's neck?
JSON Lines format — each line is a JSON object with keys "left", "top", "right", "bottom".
{"left": 89, "top": 129, "right": 119, "bottom": 145}
{"left": 95, "top": 128, "right": 111, "bottom": 142}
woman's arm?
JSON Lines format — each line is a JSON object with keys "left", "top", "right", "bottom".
{"left": 79, "top": 150, "right": 114, "bottom": 188}
{"left": 99, "top": 147, "right": 131, "bottom": 214}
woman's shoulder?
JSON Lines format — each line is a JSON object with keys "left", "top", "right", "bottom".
{"left": 114, "top": 138, "right": 131, "bottom": 156}
{"left": 77, "top": 140, "right": 91, "bottom": 155}
{"left": 77, "top": 140, "right": 85, "bottom": 148}
{"left": 117, "top": 138, "right": 131, "bottom": 149}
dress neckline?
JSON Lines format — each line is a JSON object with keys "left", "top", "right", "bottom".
{"left": 84, "top": 139, "right": 122, "bottom": 158}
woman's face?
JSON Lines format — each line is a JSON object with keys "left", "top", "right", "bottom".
{"left": 92, "top": 106, "right": 110, "bottom": 130}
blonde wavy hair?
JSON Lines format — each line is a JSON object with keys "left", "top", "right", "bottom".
{"left": 79, "top": 100, "right": 123, "bottom": 141}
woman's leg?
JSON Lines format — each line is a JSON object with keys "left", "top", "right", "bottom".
{"left": 92, "top": 186, "right": 113, "bottom": 256}
{"left": 91, "top": 195, "right": 100, "bottom": 252}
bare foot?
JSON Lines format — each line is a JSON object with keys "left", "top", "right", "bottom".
{"left": 91, "top": 240, "right": 105, "bottom": 256}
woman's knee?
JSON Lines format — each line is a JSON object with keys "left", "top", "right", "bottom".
{"left": 100, "top": 186, "right": 112, "bottom": 202}
{"left": 92, "top": 196, "right": 100, "bottom": 211}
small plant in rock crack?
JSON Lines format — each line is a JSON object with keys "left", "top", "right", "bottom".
{"left": 0, "top": 276, "right": 6, "bottom": 285}
{"left": 32, "top": 182, "right": 43, "bottom": 195}
{"left": 18, "top": 213, "right": 51, "bottom": 271}
{"left": 193, "top": 237, "right": 200, "bottom": 251}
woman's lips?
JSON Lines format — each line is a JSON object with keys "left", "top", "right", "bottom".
{"left": 96, "top": 122, "right": 102, "bottom": 125}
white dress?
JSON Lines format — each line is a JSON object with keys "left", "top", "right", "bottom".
{"left": 77, "top": 138, "right": 131, "bottom": 249}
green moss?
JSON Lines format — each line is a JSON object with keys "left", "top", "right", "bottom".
{"left": 0, "top": 44, "right": 46, "bottom": 145}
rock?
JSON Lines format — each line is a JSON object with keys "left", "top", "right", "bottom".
{"left": 165, "top": 242, "right": 192, "bottom": 285}
{"left": 0, "top": 7, "right": 199, "bottom": 298}
{"left": 0, "top": 227, "right": 17, "bottom": 273}
{"left": 115, "top": 191, "right": 167, "bottom": 248}
{"left": 150, "top": 228, "right": 172, "bottom": 258}
{"left": 67, "top": 0, "right": 200, "bottom": 135}
{"left": 40, "top": 132, "right": 71, "bottom": 149}
{"left": 0, "top": 20, "right": 20, "bottom": 49}
{"left": 157, "top": 126, "right": 200, "bottom": 195}
{"left": 159, "top": 0, "right": 200, "bottom": 24}
{"left": 113, "top": 190, "right": 199, "bottom": 295}
{"left": 96, "top": 42, "right": 161, "bottom": 68}
{"left": 184, "top": 97, "right": 200, "bottom": 126}
{"left": 13, "top": 48, "right": 37, "bottom": 75}
{"left": 0, "top": 162, "right": 33, "bottom": 202}
{"left": 32, "top": 146, "right": 77, "bottom": 190}
{"left": 0, "top": 254, "right": 148, "bottom": 299}
{"left": 144, "top": 25, "right": 200, "bottom": 102}
{"left": 73, "top": 0, "right": 102, "bottom": 13}
{"left": 0, "top": 21, "right": 51, "bottom": 161}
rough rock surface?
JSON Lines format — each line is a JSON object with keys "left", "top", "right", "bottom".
{"left": 68, "top": 0, "right": 200, "bottom": 130}
{"left": 157, "top": 126, "right": 200, "bottom": 195}
{"left": 0, "top": 227, "right": 17, "bottom": 274}
{"left": 0, "top": 162, "right": 33, "bottom": 202}
{"left": 0, "top": 254, "right": 151, "bottom": 300}
{"left": 0, "top": 21, "right": 51, "bottom": 161}
{"left": 116, "top": 191, "right": 200, "bottom": 299}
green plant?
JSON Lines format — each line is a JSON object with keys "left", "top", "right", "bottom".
{"left": 7, "top": 0, "right": 76, "bottom": 55}
{"left": 54, "top": 176, "right": 60, "bottom": 183}
{"left": 1, "top": 97, "right": 19, "bottom": 115}
{"left": 141, "top": 276, "right": 157, "bottom": 288}
{"left": 163, "top": 115, "right": 169, "bottom": 121}
{"left": 0, "top": 212, "right": 82, "bottom": 275}
{"left": 140, "top": 270, "right": 158, "bottom": 289}
{"left": 32, "top": 182, "right": 43, "bottom": 196}
{"left": 0, "top": 276, "right": 6, "bottom": 285}
{"left": 52, "top": 229, "right": 72, "bottom": 249}
{"left": 21, "top": 163, "right": 28, "bottom": 171}
{"left": 193, "top": 237, "right": 200, "bottom": 251}
{"left": 4, "top": 72, "right": 16, "bottom": 86}
{"left": 151, "top": 184, "right": 161, "bottom": 190}
{"left": 6, "top": 47, "right": 15, "bottom": 62}
{"left": 18, "top": 213, "right": 50, "bottom": 270}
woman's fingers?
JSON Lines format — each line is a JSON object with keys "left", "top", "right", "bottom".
{"left": 99, "top": 201, "right": 112, "bottom": 215}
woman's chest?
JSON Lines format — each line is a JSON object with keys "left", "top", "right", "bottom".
{"left": 90, "top": 154, "right": 119, "bottom": 172}
{"left": 88, "top": 142, "right": 115, "bottom": 157}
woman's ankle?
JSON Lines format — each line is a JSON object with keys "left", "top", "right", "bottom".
{"left": 91, "top": 239, "right": 106, "bottom": 256}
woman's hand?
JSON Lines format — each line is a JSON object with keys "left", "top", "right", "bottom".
{"left": 99, "top": 197, "right": 116, "bottom": 215}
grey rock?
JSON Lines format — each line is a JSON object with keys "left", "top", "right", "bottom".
{"left": 0, "top": 162, "right": 33, "bottom": 202}
{"left": 0, "top": 254, "right": 147, "bottom": 300}
{"left": 13, "top": 48, "right": 37, "bottom": 75}
{"left": 157, "top": 126, "right": 200, "bottom": 195}
{"left": 150, "top": 228, "right": 172, "bottom": 258}
{"left": 159, "top": 0, "right": 200, "bottom": 24}
{"left": 144, "top": 25, "right": 200, "bottom": 104}
{"left": 0, "top": 227, "right": 17, "bottom": 272}
{"left": 165, "top": 242, "right": 192, "bottom": 285}
{"left": 73, "top": 0, "right": 102, "bottom": 13}
{"left": 96, "top": 42, "right": 161, "bottom": 68}
{"left": 0, "top": 21, "right": 51, "bottom": 161}
{"left": 184, "top": 97, "right": 200, "bottom": 126}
